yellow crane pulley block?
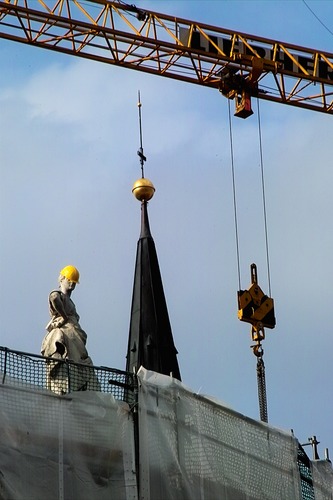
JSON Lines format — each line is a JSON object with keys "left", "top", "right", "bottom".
{"left": 237, "top": 264, "right": 276, "bottom": 330}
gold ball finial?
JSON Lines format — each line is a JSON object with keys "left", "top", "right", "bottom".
{"left": 132, "top": 178, "right": 155, "bottom": 201}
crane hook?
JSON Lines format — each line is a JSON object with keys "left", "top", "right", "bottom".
{"left": 252, "top": 343, "right": 264, "bottom": 357}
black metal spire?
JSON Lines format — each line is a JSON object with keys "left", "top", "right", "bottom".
{"left": 126, "top": 198, "right": 181, "bottom": 380}
{"left": 126, "top": 94, "right": 180, "bottom": 380}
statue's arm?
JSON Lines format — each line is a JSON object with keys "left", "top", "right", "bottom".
{"left": 49, "top": 291, "right": 68, "bottom": 327}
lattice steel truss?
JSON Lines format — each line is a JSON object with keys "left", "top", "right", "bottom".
{"left": 0, "top": 0, "right": 332, "bottom": 114}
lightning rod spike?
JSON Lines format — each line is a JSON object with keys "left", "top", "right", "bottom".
{"left": 137, "top": 90, "right": 146, "bottom": 178}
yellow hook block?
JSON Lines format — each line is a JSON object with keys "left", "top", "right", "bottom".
{"left": 237, "top": 264, "right": 276, "bottom": 329}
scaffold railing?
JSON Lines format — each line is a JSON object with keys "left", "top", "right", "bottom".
{"left": 0, "top": 345, "right": 137, "bottom": 405}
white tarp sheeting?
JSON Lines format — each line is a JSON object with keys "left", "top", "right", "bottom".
{"left": 311, "top": 460, "right": 333, "bottom": 500}
{"left": 0, "top": 384, "right": 137, "bottom": 500}
{"left": 1, "top": 368, "right": 332, "bottom": 500}
{"left": 137, "top": 369, "right": 302, "bottom": 500}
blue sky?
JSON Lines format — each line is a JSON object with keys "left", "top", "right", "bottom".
{"left": 0, "top": 0, "right": 332, "bottom": 459}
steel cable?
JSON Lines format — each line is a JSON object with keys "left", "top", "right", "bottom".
{"left": 228, "top": 99, "right": 242, "bottom": 290}
{"left": 257, "top": 99, "right": 272, "bottom": 297}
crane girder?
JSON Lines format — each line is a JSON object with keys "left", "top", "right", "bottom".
{"left": 0, "top": 0, "right": 332, "bottom": 114}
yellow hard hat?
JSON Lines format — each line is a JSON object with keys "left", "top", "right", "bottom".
{"left": 60, "top": 265, "right": 80, "bottom": 283}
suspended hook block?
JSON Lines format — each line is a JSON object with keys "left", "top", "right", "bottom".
{"left": 237, "top": 263, "right": 276, "bottom": 329}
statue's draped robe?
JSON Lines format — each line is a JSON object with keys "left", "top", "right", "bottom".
{"left": 41, "top": 291, "right": 98, "bottom": 394}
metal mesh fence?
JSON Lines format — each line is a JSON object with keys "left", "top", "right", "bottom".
{"left": 297, "top": 445, "right": 315, "bottom": 500}
{"left": 0, "top": 346, "right": 136, "bottom": 405}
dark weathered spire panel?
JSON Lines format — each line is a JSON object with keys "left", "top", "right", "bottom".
{"left": 126, "top": 199, "right": 181, "bottom": 381}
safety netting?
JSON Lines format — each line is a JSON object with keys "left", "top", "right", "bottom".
{"left": 0, "top": 346, "right": 136, "bottom": 404}
{"left": 311, "top": 460, "right": 333, "bottom": 500}
{"left": 1, "top": 348, "right": 332, "bottom": 500}
{"left": 0, "top": 347, "right": 137, "bottom": 500}
{"left": 0, "top": 384, "right": 137, "bottom": 500}
{"left": 138, "top": 369, "right": 303, "bottom": 500}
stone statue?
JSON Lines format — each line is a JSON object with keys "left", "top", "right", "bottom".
{"left": 41, "top": 265, "right": 99, "bottom": 394}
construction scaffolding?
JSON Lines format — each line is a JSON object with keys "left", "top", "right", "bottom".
{"left": 0, "top": 347, "right": 332, "bottom": 499}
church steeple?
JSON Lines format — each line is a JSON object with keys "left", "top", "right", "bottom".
{"left": 126, "top": 179, "right": 181, "bottom": 380}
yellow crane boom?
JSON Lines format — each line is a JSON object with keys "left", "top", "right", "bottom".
{"left": 0, "top": 0, "right": 332, "bottom": 115}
